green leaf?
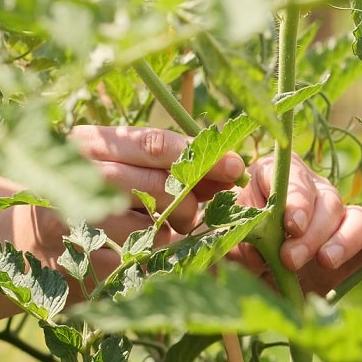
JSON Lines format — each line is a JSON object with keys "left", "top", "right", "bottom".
{"left": 57, "top": 241, "right": 89, "bottom": 281}
{"left": 92, "top": 336, "right": 132, "bottom": 362}
{"left": 194, "top": 33, "right": 285, "bottom": 145}
{"left": 131, "top": 189, "right": 156, "bottom": 217}
{"left": 121, "top": 228, "right": 156, "bottom": 263}
{"left": 173, "top": 207, "right": 270, "bottom": 274}
{"left": 0, "top": 106, "right": 127, "bottom": 223}
{"left": 75, "top": 264, "right": 362, "bottom": 361}
{"left": 296, "top": 22, "right": 319, "bottom": 67}
{"left": 274, "top": 81, "right": 325, "bottom": 115}
{"left": 73, "top": 263, "right": 296, "bottom": 335}
{"left": 167, "top": 115, "right": 258, "bottom": 196}
{"left": 65, "top": 221, "right": 107, "bottom": 254}
{"left": 0, "top": 191, "right": 52, "bottom": 210}
{"left": 41, "top": 324, "right": 82, "bottom": 362}
{"left": 164, "top": 334, "right": 220, "bottom": 362}
{"left": 204, "top": 191, "right": 264, "bottom": 227}
{"left": 0, "top": 242, "right": 68, "bottom": 321}
{"left": 113, "top": 264, "right": 144, "bottom": 297}
{"left": 351, "top": 0, "right": 362, "bottom": 59}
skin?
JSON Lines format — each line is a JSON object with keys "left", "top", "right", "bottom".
{"left": 0, "top": 125, "right": 361, "bottom": 317}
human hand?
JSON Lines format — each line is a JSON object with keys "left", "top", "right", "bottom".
{"left": 0, "top": 125, "right": 246, "bottom": 305}
{"left": 231, "top": 154, "right": 362, "bottom": 295}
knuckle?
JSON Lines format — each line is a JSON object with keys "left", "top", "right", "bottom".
{"left": 140, "top": 128, "right": 168, "bottom": 158}
{"left": 100, "top": 162, "right": 124, "bottom": 185}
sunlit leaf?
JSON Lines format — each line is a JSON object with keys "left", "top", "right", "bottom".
{"left": 64, "top": 221, "right": 108, "bottom": 255}
{"left": 0, "top": 191, "right": 51, "bottom": 210}
{"left": 92, "top": 336, "right": 132, "bottom": 362}
{"left": 0, "top": 242, "right": 68, "bottom": 321}
{"left": 57, "top": 241, "right": 89, "bottom": 281}
{"left": 41, "top": 324, "right": 82, "bottom": 362}
{"left": 167, "top": 115, "right": 258, "bottom": 196}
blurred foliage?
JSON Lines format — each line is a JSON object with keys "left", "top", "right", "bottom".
{"left": 0, "top": 1, "right": 362, "bottom": 362}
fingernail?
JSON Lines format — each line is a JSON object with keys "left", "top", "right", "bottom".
{"left": 322, "top": 244, "right": 344, "bottom": 268}
{"left": 225, "top": 157, "right": 244, "bottom": 180}
{"left": 289, "top": 244, "right": 309, "bottom": 270}
{"left": 292, "top": 209, "right": 308, "bottom": 233}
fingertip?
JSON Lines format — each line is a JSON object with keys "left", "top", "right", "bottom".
{"left": 280, "top": 242, "right": 310, "bottom": 271}
{"left": 223, "top": 155, "right": 245, "bottom": 182}
{"left": 317, "top": 244, "right": 345, "bottom": 270}
{"left": 284, "top": 209, "right": 309, "bottom": 237}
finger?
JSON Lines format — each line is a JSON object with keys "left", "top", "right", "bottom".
{"left": 227, "top": 243, "right": 267, "bottom": 277}
{"left": 318, "top": 206, "right": 362, "bottom": 269}
{"left": 281, "top": 183, "right": 345, "bottom": 271}
{"left": 193, "top": 179, "right": 234, "bottom": 202}
{"left": 255, "top": 156, "right": 318, "bottom": 236}
{"left": 71, "top": 126, "right": 245, "bottom": 184}
{"left": 98, "top": 161, "right": 198, "bottom": 234}
{"left": 284, "top": 170, "right": 317, "bottom": 237}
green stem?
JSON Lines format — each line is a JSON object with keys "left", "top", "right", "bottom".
{"left": 133, "top": 59, "right": 201, "bottom": 136}
{"left": 327, "top": 267, "right": 362, "bottom": 305}
{"left": 259, "top": 7, "right": 312, "bottom": 362}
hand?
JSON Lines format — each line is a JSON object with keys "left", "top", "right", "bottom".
{"left": 231, "top": 153, "right": 362, "bottom": 295}
{"left": 0, "top": 125, "right": 245, "bottom": 308}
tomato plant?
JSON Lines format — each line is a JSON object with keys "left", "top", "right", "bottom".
{"left": 0, "top": 1, "right": 362, "bottom": 361}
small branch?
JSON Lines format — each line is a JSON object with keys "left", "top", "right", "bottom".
{"left": 327, "top": 267, "right": 362, "bottom": 305}
{"left": 132, "top": 338, "right": 167, "bottom": 358}
{"left": 105, "top": 237, "right": 123, "bottom": 257}
{"left": 0, "top": 330, "right": 56, "bottom": 362}
{"left": 223, "top": 334, "right": 244, "bottom": 362}
{"left": 14, "top": 314, "right": 29, "bottom": 335}
{"left": 87, "top": 253, "right": 100, "bottom": 287}
{"left": 133, "top": 59, "right": 201, "bottom": 136}
{"left": 80, "top": 280, "right": 90, "bottom": 300}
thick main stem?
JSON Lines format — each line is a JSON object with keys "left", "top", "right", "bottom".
{"left": 260, "top": 7, "right": 312, "bottom": 362}
{"left": 133, "top": 59, "right": 200, "bottom": 136}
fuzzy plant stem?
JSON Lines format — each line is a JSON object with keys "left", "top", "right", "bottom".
{"left": 134, "top": 58, "right": 245, "bottom": 362}
{"left": 133, "top": 59, "right": 200, "bottom": 136}
{"left": 258, "top": 7, "right": 312, "bottom": 362}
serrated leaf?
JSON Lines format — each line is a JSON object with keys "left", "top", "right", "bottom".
{"left": 57, "top": 241, "right": 89, "bottom": 281}
{"left": 351, "top": 0, "right": 362, "bottom": 60}
{"left": 73, "top": 263, "right": 296, "bottom": 335}
{"left": 168, "top": 115, "right": 258, "bottom": 196}
{"left": 0, "top": 191, "right": 52, "bottom": 210}
{"left": 194, "top": 33, "right": 285, "bottom": 145}
{"left": 204, "top": 190, "right": 263, "bottom": 227}
{"left": 65, "top": 221, "right": 107, "bottom": 254}
{"left": 75, "top": 263, "right": 362, "bottom": 361}
{"left": 0, "top": 242, "right": 68, "bottom": 321}
{"left": 174, "top": 207, "right": 270, "bottom": 273}
{"left": 92, "top": 336, "right": 132, "bottom": 362}
{"left": 131, "top": 189, "right": 156, "bottom": 216}
{"left": 113, "top": 264, "right": 144, "bottom": 298}
{"left": 41, "top": 323, "right": 82, "bottom": 362}
{"left": 274, "top": 81, "right": 325, "bottom": 115}
{"left": 121, "top": 228, "right": 156, "bottom": 263}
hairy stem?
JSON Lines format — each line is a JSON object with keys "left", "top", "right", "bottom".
{"left": 133, "top": 59, "right": 201, "bottom": 136}
{"left": 258, "top": 7, "right": 312, "bottom": 362}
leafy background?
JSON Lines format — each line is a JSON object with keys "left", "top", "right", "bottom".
{"left": 1, "top": 1, "right": 362, "bottom": 361}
